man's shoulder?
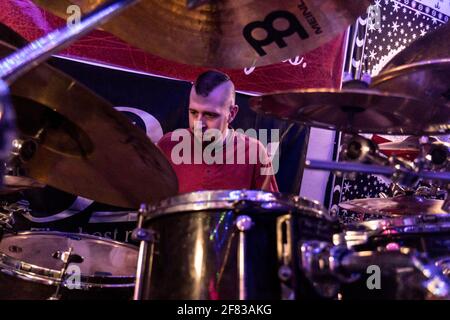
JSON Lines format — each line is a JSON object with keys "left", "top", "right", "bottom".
{"left": 158, "top": 129, "right": 191, "bottom": 146}
{"left": 157, "top": 131, "right": 172, "bottom": 149}
{"left": 158, "top": 131, "right": 173, "bottom": 143}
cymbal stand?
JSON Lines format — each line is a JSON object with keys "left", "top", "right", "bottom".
{"left": 305, "top": 159, "right": 450, "bottom": 184}
{"left": 0, "top": 0, "right": 140, "bottom": 83}
{"left": 341, "top": 134, "right": 421, "bottom": 188}
{"left": 132, "top": 204, "right": 156, "bottom": 300}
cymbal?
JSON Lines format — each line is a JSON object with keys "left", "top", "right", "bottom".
{"left": 378, "top": 136, "right": 450, "bottom": 151}
{"left": 0, "top": 28, "right": 178, "bottom": 208}
{"left": 32, "top": 0, "right": 371, "bottom": 68}
{"left": 371, "top": 23, "right": 450, "bottom": 107}
{"left": 249, "top": 89, "right": 450, "bottom": 135}
{"left": 379, "top": 23, "right": 450, "bottom": 70}
{"left": 339, "top": 196, "right": 447, "bottom": 216}
{"left": 377, "top": 136, "right": 421, "bottom": 160}
{"left": 378, "top": 136, "right": 422, "bottom": 152}
{"left": 0, "top": 176, "right": 45, "bottom": 195}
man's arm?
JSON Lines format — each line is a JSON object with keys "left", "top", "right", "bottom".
{"left": 253, "top": 142, "right": 279, "bottom": 192}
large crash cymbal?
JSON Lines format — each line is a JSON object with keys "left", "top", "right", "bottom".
{"left": 32, "top": 0, "right": 371, "bottom": 68}
{"left": 249, "top": 89, "right": 450, "bottom": 135}
{"left": 339, "top": 196, "right": 447, "bottom": 216}
{"left": 0, "top": 28, "right": 178, "bottom": 208}
{"left": 371, "top": 23, "right": 450, "bottom": 107}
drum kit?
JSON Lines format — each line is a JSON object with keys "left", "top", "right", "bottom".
{"left": 0, "top": 0, "right": 449, "bottom": 300}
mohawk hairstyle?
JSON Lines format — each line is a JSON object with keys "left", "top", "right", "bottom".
{"left": 194, "top": 70, "right": 231, "bottom": 97}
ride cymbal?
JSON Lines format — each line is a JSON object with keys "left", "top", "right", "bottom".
{"left": 249, "top": 89, "right": 450, "bottom": 135}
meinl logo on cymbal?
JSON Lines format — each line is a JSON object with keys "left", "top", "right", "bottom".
{"left": 243, "top": 10, "right": 310, "bottom": 57}
{"left": 242, "top": 1, "right": 328, "bottom": 57}
{"left": 297, "top": 0, "right": 323, "bottom": 35}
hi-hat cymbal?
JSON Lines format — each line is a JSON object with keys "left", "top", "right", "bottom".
{"left": 32, "top": 0, "right": 371, "bottom": 68}
{"left": 0, "top": 28, "right": 178, "bottom": 208}
{"left": 339, "top": 196, "right": 447, "bottom": 216}
{"left": 371, "top": 23, "right": 450, "bottom": 107}
{"left": 249, "top": 89, "right": 450, "bottom": 135}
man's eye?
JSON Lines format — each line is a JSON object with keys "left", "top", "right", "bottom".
{"left": 190, "top": 110, "right": 198, "bottom": 115}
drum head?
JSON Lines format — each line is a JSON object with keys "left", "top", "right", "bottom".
{"left": 0, "top": 231, "right": 138, "bottom": 278}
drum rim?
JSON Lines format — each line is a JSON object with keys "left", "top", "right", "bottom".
{"left": 1, "top": 230, "right": 139, "bottom": 250}
{"left": 0, "top": 231, "right": 138, "bottom": 288}
{"left": 0, "top": 253, "right": 136, "bottom": 288}
{"left": 145, "top": 189, "right": 331, "bottom": 220}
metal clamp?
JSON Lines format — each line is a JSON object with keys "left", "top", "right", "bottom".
{"left": 48, "top": 247, "right": 84, "bottom": 300}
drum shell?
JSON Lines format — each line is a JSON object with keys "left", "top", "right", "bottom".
{"left": 139, "top": 191, "right": 338, "bottom": 300}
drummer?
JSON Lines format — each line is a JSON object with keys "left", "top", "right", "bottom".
{"left": 157, "top": 70, "right": 279, "bottom": 193}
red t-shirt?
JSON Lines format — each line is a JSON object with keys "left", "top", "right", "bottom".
{"left": 157, "top": 129, "right": 279, "bottom": 194}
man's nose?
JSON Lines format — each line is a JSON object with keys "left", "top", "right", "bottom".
{"left": 194, "top": 119, "right": 206, "bottom": 130}
{"left": 198, "top": 114, "right": 207, "bottom": 123}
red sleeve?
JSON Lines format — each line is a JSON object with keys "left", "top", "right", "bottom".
{"left": 156, "top": 132, "right": 173, "bottom": 159}
{"left": 252, "top": 142, "right": 279, "bottom": 192}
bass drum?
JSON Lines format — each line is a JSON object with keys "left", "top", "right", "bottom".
{"left": 0, "top": 231, "right": 138, "bottom": 300}
{"left": 138, "top": 190, "right": 340, "bottom": 300}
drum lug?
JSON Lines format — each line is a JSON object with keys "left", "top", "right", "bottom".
{"left": 235, "top": 215, "right": 253, "bottom": 231}
{"left": 132, "top": 204, "right": 157, "bottom": 242}
{"left": 278, "top": 265, "right": 293, "bottom": 281}
{"left": 131, "top": 228, "right": 156, "bottom": 242}
{"left": 234, "top": 215, "right": 253, "bottom": 300}
{"left": 276, "top": 215, "right": 292, "bottom": 279}
{"left": 276, "top": 215, "right": 295, "bottom": 299}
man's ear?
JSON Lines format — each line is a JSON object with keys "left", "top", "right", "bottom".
{"left": 229, "top": 104, "right": 239, "bottom": 123}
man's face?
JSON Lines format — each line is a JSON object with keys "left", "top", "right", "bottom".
{"left": 188, "top": 81, "right": 238, "bottom": 140}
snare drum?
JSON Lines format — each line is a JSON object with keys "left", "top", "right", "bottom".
{"left": 0, "top": 231, "right": 138, "bottom": 300}
{"left": 136, "top": 190, "right": 339, "bottom": 300}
